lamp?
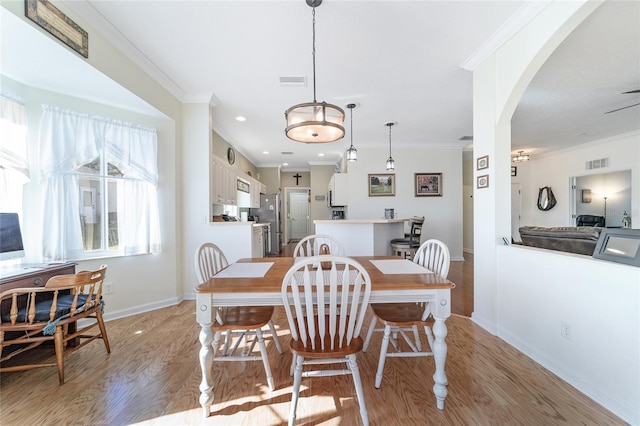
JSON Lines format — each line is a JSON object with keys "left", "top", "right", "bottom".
{"left": 603, "top": 196, "right": 608, "bottom": 226}
{"left": 285, "top": 0, "right": 345, "bottom": 143}
{"left": 512, "top": 150, "right": 530, "bottom": 163}
{"left": 346, "top": 103, "right": 358, "bottom": 162}
{"left": 385, "top": 122, "right": 396, "bottom": 171}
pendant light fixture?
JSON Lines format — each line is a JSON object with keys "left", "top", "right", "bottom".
{"left": 346, "top": 103, "right": 358, "bottom": 162}
{"left": 385, "top": 122, "right": 396, "bottom": 171}
{"left": 512, "top": 150, "right": 530, "bottom": 163}
{"left": 285, "top": 0, "right": 345, "bottom": 143}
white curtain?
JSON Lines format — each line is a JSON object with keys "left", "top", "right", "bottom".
{"left": 0, "top": 97, "right": 29, "bottom": 216}
{"left": 39, "top": 105, "right": 160, "bottom": 260}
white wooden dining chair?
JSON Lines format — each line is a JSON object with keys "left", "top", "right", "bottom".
{"left": 362, "top": 239, "right": 450, "bottom": 388}
{"left": 292, "top": 234, "right": 345, "bottom": 258}
{"left": 281, "top": 256, "right": 372, "bottom": 426}
{"left": 194, "top": 242, "right": 283, "bottom": 390}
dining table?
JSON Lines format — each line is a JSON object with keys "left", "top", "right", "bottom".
{"left": 195, "top": 255, "right": 455, "bottom": 417}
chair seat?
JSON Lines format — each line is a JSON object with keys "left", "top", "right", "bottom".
{"left": 370, "top": 303, "right": 432, "bottom": 326}
{"left": 214, "top": 306, "right": 275, "bottom": 330}
{"left": 289, "top": 315, "right": 363, "bottom": 358}
{"left": 390, "top": 239, "right": 421, "bottom": 247}
{"left": 1, "top": 294, "right": 95, "bottom": 324}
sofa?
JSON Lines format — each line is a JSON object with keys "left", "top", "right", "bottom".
{"left": 518, "top": 226, "right": 602, "bottom": 255}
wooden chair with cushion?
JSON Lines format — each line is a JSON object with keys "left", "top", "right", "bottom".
{"left": 0, "top": 265, "right": 111, "bottom": 384}
{"left": 281, "top": 256, "right": 372, "bottom": 426}
{"left": 363, "top": 239, "right": 450, "bottom": 388}
{"left": 292, "top": 234, "right": 345, "bottom": 258}
{"left": 194, "top": 242, "right": 282, "bottom": 390}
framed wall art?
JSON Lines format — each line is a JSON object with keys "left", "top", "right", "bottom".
{"left": 368, "top": 174, "right": 395, "bottom": 196}
{"left": 511, "top": 166, "right": 517, "bottom": 177}
{"left": 477, "top": 174, "right": 489, "bottom": 189}
{"left": 415, "top": 173, "right": 442, "bottom": 197}
{"left": 477, "top": 155, "right": 489, "bottom": 170}
{"left": 26, "top": 0, "right": 89, "bottom": 58}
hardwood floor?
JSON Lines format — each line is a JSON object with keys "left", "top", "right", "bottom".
{"left": 0, "top": 300, "right": 625, "bottom": 425}
{"left": 0, "top": 245, "right": 626, "bottom": 425}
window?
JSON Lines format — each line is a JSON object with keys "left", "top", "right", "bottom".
{"left": 78, "top": 157, "right": 124, "bottom": 253}
{"left": 39, "top": 105, "right": 160, "bottom": 261}
{"left": 0, "top": 97, "right": 29, "bottom": 219}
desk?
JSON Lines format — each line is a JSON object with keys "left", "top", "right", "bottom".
{"left": 195, "top": 256, "right": 455, "bottom": 417}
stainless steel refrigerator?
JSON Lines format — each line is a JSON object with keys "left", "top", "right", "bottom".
{"left": 251, "top": 193, "right": 281, "bottom": 255}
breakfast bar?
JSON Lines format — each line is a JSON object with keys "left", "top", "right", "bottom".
{"left": 314, "top": 219, "right": 405, "bottom": 256}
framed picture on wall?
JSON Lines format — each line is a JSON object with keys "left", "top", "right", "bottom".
{"left": 477, "top": 174, "right": 489, "bottom": 189}
{"left": 368, "top": 174, "right": 395, "bottom": 196}
{"left": 511, "top": 166, "right": 517, "bottom": 177}
{"left": 477, "top": 155, "right": 489, "bottom": 170}
{"left": 415, "top": 173, "right": 442, "bottom": 197}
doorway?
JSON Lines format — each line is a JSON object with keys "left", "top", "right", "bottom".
{"left": 285, "top": 188, "right": 310, "bottom": 243}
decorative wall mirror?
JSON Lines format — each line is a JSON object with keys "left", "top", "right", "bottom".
{"left": 537, "top": 186, "right": 557, "bottom": 211}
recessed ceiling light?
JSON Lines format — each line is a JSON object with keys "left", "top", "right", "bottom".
{"left": 262, "top": 151, "right": 269, "bottom": 154}
{"left": 283, "top": 162, "right": 289, "bottom": 166}
{"left": 318, "top": 153, "right": 325, "bottom": 157}
{"left": 235, "top": 116, "right": 246, "bottom": 122}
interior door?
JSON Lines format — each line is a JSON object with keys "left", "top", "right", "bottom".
{"left": 289, "top": 191, "right": 310, "bottom": 241}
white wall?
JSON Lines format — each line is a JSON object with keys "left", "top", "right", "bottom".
{"left": 498, "top": 245, "right": 640, "bottom": 423}
{"left": 345, "top": 147, "right": 464, "bottom": 260}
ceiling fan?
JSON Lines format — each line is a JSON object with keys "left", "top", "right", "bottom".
{"left": 604, "top": 89, "right": 640, "bottom": 114}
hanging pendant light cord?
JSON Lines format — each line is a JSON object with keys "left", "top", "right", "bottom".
{"left": 311, "top": 6, "right": 317, "bottom": 102}
{"left": 350, "top": 107, "right": 354, "bottom": 147}
{"left": 388, "top": 125, "right": 392, "bottom": 156}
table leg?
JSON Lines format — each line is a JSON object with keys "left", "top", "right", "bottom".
{"left": 431, "top": 317, "right": 448, "bottom": 409}
{"left": 198, "top": 324, "right": 215, "bottom": 416}
{"left": 196, "top": 294, "right": 216, "bottom": 417}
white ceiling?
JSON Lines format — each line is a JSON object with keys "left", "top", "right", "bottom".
{"left": 2, "top": 1, "right": 639, "bottom": 170}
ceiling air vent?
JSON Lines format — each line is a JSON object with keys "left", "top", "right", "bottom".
{"left": 586, "top": 158, "right": 609, "bottom": 170}
{"left": 279, "top": 76, "right": 306, "bottom": 87}
{"left": 281, "top": 152, "right": 294, "bottom": 155}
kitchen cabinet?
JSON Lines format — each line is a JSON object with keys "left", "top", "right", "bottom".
{"left": 251, "top": 225, "right": 264, "bottom": 258}
{"left": 329, "top": 173, "right": 348, "bottom": 206}
{"left": 249, "top": 177, "right": 261, "bottom": 208}
{"left": 211, "top": 156, "right": 227, "bottom": 205}
{"left": 211, "top": 155, "right": 265, "bottom": 211}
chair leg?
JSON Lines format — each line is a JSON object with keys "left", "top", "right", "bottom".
{"left": 255, "top": 328, "right": 275, "bottom": 391}
{"left": 362, "top": 317, "right": 377, "bottom": 352}
{"left": 289, "top": 355, "right": 304, "bottom": 426}
{"left": 289, "top": 354, "right": 297, "bottom": 376}
{"left": 53, "top": 326, "right": 65, "bottom": 385}
{"left": 96, "top": 310, "right": 111, "bottom": 353}
{"left": 375, "top": 325, "right": 392, "bottom": 388}
{"left": 411, "top": 325, "right": 421, "bottom": 352}
{"left": 348, "top": 354, "right": 369, "bottom": 426}
{"left": 268, "top": 320, "right": 283, "bottom": 354}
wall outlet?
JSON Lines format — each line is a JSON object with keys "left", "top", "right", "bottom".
{"left": 560, "top": 321, "right": 570, "bottom": 339}
{"left": 104, "top": 282, "right": 113, "bottom": 294}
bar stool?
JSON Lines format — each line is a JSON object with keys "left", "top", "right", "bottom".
{"left": 390, "top": 216, "right": 424, "bottom": 259}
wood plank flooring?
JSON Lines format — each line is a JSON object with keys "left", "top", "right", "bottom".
{"left": 0, "top": 248, "right": 626, "bottom": 425}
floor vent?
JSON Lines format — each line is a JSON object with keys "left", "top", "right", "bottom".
{"left": 586, "top": 158, "right": 609, "bottom": 170}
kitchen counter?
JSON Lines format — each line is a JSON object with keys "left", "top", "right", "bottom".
{"left": 314, "top": 219, "right": 405, "bottom": 256}
{"left": 314, "top": 219, "right": 405, "bottom": 224}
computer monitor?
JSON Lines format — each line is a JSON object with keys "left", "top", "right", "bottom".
{"left": 0, "top": 213, "right": 25, "bottom": 261}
